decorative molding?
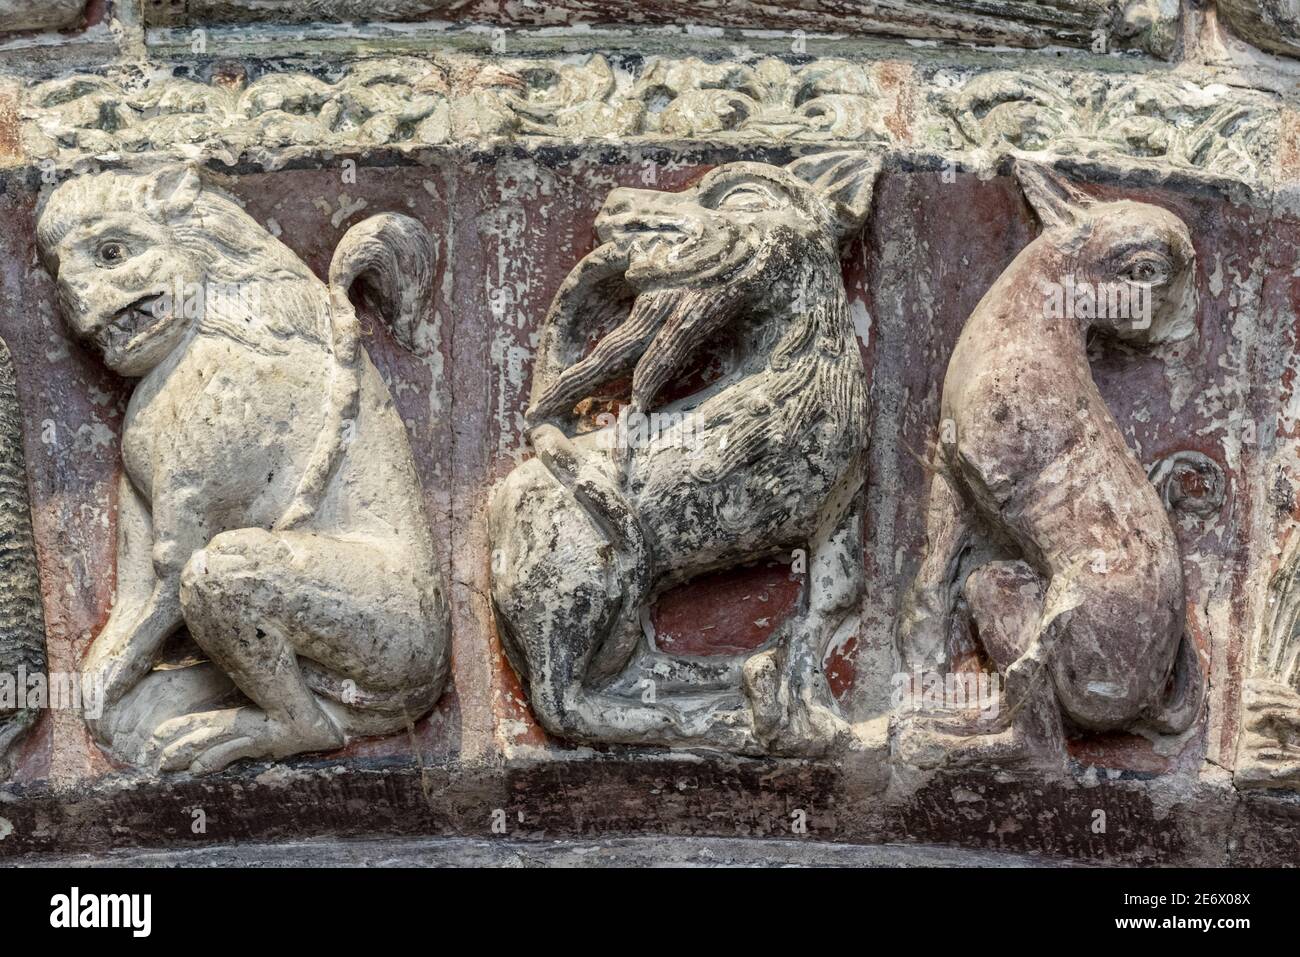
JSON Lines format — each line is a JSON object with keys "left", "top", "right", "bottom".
{"left": 141, "top": 0, "right": 1180, "bottom": 58}
{"left": 0, "top": 336, "right": 46, "bottom": 778}
{"left": 35, "top": 165, "right": 451, "bottom": 774}
{"left": 13, "top": 54, "right": 1281, "bottom": 187}
{"left": 18, "top": 54, "right": 899, "bottom": 166}
{"left": 939, "top": 70, "right": 1278, "bottom": 182}
{"left": 488, "top": 152, "right": 882, "bottom": 758}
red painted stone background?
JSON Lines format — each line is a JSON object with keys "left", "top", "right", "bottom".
{"left": 0, "top": 148, "right": 1278, "bottom": 785}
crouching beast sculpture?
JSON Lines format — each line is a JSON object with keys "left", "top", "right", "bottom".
{"left": 37, "top": 165, "right": 450, "bottom": 774}
{"left": 895, "top": 162, "right": 1206, "bottom": 768}
{"left": 489, "top": 152, "right": 881, "bottom": 757}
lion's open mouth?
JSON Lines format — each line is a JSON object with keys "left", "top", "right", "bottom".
{"left": 97, "top": 294, "right": 171, "bottom": 354}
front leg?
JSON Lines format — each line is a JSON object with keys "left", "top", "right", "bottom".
{"left": 896, "top": 466, "right": 972, "bottom": 673}
{"left": 744, "top": 486, "right": 867, "bottom": 756}
{"left": 83, "top": 476, "right": 184, "bottom": 732}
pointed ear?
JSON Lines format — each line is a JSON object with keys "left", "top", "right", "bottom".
{"left": 143, "top": 164, "right": 202, "bottom": 215}
{"left": 1015, "top": 161, "right": 1092, "bottom": 230}
{"left": 785, "top": 151, "right": 882, "bottom": 244}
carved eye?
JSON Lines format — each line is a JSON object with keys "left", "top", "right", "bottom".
{"left": 96, "top": 240, "right": 128, "bottom": 267}
{"left": 1121, "top": 254, "right": 1170, "bottom": 286}
{"left": 715, "top": 186, "right": 774, "bottom": 211}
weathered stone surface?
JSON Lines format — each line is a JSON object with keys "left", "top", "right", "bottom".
{"left": 33, "top": 165, "right": 452, "bottom": 774}
{"left": 1219, "top": 0, "right": 1300, "bottom": 59}
{"left": 0, "top": 0, "right": 83, "bottom": 35}
{"left": 0, "top": 0, "right": 1296, "bottom": 867}
{"left": 141, "top": 0, "right": 1181, "bottom": 58}
{"left": 0, "top": 336, "right": 46, "bottom": 777}
{"left": 487, "top": 152, "right": 880, "bottom": 758}
{"left": 895, "top": 162, "right": 1205, "bottom": 771}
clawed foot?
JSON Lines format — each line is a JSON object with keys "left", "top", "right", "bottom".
{"left": 742, "top": 648, "right": 857, "bottom": 757}
{"left": 892, "top": 709, "right": 1031, "bottom": 769}
{"left": 96, "top": 662, "right": 237, "bottom": 759}
{"left": 134, "top": 705, "right": 343, "bottom": 774}
{"left": 1235, "top": 679, "right": 1300, "bottom": 789}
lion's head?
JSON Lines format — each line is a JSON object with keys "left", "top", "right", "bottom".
{"left": 527, "top": 152, "right": 880, "bottom": 424}
{"left": 37, "top": 165, "right": 325, "bottom": 377}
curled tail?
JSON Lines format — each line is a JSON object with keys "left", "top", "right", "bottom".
{"left": 1143, "top": 633, "right": 1206, "bottom": 735}
{"left": 277, "top": 213, "right": 436, "bottom": 531}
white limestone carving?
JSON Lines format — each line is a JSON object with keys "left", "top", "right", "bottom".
{"left": 36, "top": 165, "right": 450, "bottom": 774}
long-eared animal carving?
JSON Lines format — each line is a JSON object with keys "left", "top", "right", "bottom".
{"left": 0, "top": 337, "right": 47, "bottom": 778}
{"left": 37, "top": 165, "right": 449, "bottom": 774}
{"left": 489, "top": 153, "right": 880, "bottom": 756}
{"left": 895, "top": 162, "right": 1206, "bottom": 767}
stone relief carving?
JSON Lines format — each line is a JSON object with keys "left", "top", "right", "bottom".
{"left": 894, "top": 162, "right": 1206, "bottom": 769}
{"left": 941, "top": 71, "right": 1277, "bottom": 181}
{"left": 488, "top": 152, "right": 880, "bottom": 757}
{"left": 19, "top": 55, "right": 893, "bottom": 166}
{"left": 35, "top": 165, "right": 450, "bottom": 773}
{"left": 140, "top": 0, "right": 1179, "bottom": 57}
{"left": 0, "top": 337, "right": 47, "bottom": 778}
{"left": 1148, "top": 450, "right": 1226, "bottom": 518}
{"left": 1236, "top": 542, "right": 1300, "bottom": 789}
{"left": 21, "top": 58, "right": 525, "bottom": 165}
{"left": 628, "top": 58, "right": 887, "bottom": 143}
{"left": 17, "top": 54, "right": 1279, "bottom": 184}
{"left": 1217, "top": 0, "right": 1300, "bottom": 59}
{"left": 0, "top": 0, "right": 84, "bottom": 34}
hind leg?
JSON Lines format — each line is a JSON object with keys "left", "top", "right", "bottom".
{"left": 743, "top": 489, "right": 867, "bottom": 756}
{"left": 896, "top": 559, "right": 1063, "bottom": 768}
{"left": 490, "top": 456, "right": 761, "bottom": 753}
{"left": 133, "top": 529, "right": 447, "bottom": 773}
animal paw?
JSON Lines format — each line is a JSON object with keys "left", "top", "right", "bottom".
{"left": 135, "top": 706, "right": 342, "bottom": 774}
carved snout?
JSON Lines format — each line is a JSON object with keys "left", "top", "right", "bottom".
{"left": 595, "top": 187, "right": 698, "bottom": 247}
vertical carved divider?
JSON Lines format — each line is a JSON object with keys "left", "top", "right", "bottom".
{"left": 0, "top": 335, "right": 47, "bottom": 776}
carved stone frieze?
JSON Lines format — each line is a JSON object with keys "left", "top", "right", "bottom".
{"left": 487, "top": 152, "right": 882, "bottom": 758}
{"left": 939, "top": 70, "right": 1278, "bottom": 181}
{"left": 34, "top": 165, "right": 451, "bottom": 773}
{"left": 15, "top": 55, "right": 1280, "bottom": 187}
{"left": 18, "top": 55, "right": 898, "bottom": 167}
{"left": 894, "top": 162, "right": 1206, "bottom": 770}
{"left": 0, "top": 336, "right": 46, "bottom": 778}
{"left": 142, "top": 0, "right": 1181, "bottom": 58}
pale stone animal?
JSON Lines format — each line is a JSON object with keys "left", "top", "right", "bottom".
{"left": 489, "top": 153, "right": 880, "bottom": 756}
{"left": 896, "top": 162, "right": 1206, "bottom": 766}
{"left": 37, "top": 165, "right": 449, "bottom": 774}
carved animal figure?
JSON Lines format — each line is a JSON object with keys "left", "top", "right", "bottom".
{"left": 0, "top": 337, "right": 47, "bottom": 778}
{"left": 489, "top": 153, "right": 879, "bottom": 756}
{"left": 1236, "top": 541, "right": 1300, "bottom": 789}
{"left": 37, "top": 166, "right": 449, "bottom": 774}
{"left": 896, "top": 162, "right": 1205, "bottom": 765}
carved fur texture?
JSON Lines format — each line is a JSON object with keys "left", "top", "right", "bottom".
{"left": 489, "top": 153, "right": 881, "bottom": 757}
{"left": 36, "top": 165, "right": 449, "bottom": 774}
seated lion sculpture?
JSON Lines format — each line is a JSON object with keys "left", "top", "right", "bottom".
{"left": 37, "top": 165, "right": 450, "bottom": 774}
{"left": 489, "top": 152, "right": 881, "bottom": 757}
